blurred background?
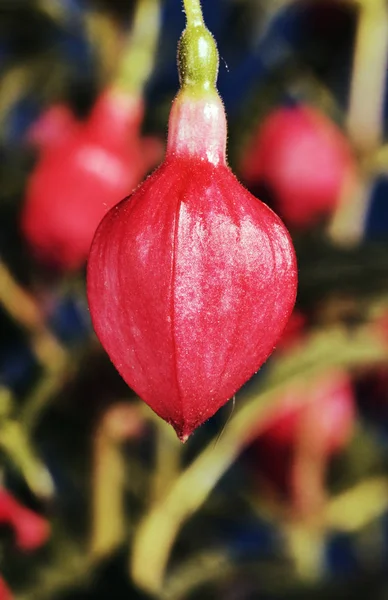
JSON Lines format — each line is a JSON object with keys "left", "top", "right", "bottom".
{"left": 1, "top": 0, "right": 388, "bottom": 598}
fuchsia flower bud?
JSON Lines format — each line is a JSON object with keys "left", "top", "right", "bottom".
{"left": 21, "top": 90, "right": 163, "bottom": 271}
{"left": 0, "top": 577, "right": 13, "bottom": 600}
{"left": 26, "top": 104, "right": 79, "bottom": 151}
{"left": 251, "top": 371, "right": 355, "bottom": 497}
{"left": 87, "top": 5, "right": 297, "bottom": 441}
{"left": 264, "top": 371, "right": 355, "bottom": 453}
{"left": 239, "top": 105, "right": 356, "bottom": 228}
{"left": 0, "top": 489, "right": 50, "bottom": 551}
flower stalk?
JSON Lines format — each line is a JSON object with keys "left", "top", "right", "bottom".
{"left": 182, "top": 0, "right": 204, "bottom": 27}
{"left": 347, "top": 0, "right": 388, "bottom": 153}
{"left": 115, "top": 0, "right": 161, "bottom": 94}
{"left": 179, "top": 1, "right": 217, "bottom": 92}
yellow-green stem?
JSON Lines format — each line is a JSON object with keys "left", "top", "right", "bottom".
{"left": 182, "top": 0, "right": 204, "bottom": 27}
{"left": 0, "top": 260, "right": 66, "bottom": 371}
{"left": 90, "top": 408, "right": 126, "bottom": 556}
{"left": 149, "top": 420, "right": 181, "bottom": 505}
{"left": 114, "top": 0, "right": 161, "bottom": 94}
{"left": 178, "top": 0, "right": 219, "bottom": 94}
{"left": 0, "top": 420, "right": 54, "bottom": 498}
{"left": 347, "top": 0, "right": 388, "bottom": 152}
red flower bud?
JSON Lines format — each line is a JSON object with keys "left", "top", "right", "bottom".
{"left": 0, "top": 577, "right": 13, "bottom": 600}
{"left": 0, "top": 489, "right": 50, "bottom": 552}
{"left": 21, "top": 90, "right": 163, "bottom": 271}
{"left": 268, "top": 371, "right": 354, "bottom": 452}
{"left": 26, "top": 104, "right": 79, "bottom": 151}
{"left": 251, "top": 371, "right": 355, "bottom": 495}
{"left": 239, "top": 105, "right": 356, "bottom": 228}
{"left": 87, "top": 20, "right": 297, "bottom": 440}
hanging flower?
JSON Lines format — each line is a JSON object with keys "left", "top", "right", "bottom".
{"left": 87, "top": 2, "right": 297, "bottom": 441}
{"left": 21, "top": 0, "right": 163, "bottom": 272}
{"left": 0, "top": 489, "right": 50, "bottom": 552}
{"left": 21, "top": 90, "right": 163, "bottom": 271}
{"left": 239, "top": 105, "right": 356, "bottom": 228}
{"left": 0, "top": 576, "right": 13, "bottom": 600}
{"left": 26, "top": 103, "right": 79, "bottom": 152}
{"left": 250, "top": 370, "right": 355, "bottom": 501}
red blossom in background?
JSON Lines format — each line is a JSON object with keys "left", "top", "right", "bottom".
{"left": 0, "top": 577, "right": 13, "bottom": 600}
{"left": 251, "top": 371, "right": 355, "bottom": 504}
{"left": 0, "top": 489, "right": 50, "bottom": 552}
{"left": 26, "top": 104, "right": 79, "bottom": 151}
{"left": 21, "top": 90, "right": 163, "bottom": 271}
{"left": 239, "top": 105, "right": 356, "bottom": 228}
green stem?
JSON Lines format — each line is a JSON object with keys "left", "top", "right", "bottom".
{"left": 178, "top": 0, "right": 219, "bottom": 93}
{"left": 149, "top": 420, "right": 181, "bottom": 505}
{"left": 347, "top": 0, "right": 388, "bottom": 152}
{"left": 182, "top": 0, "right": 204, "bottom": 27}
{"left": 90, "top": 412, "right": 126, "bottom": 556}
{"left": 114, "top": 0, "right": 161, "bottom": 94}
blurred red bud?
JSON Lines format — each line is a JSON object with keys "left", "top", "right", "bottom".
{"left": 251, "top": 371, "right": 355, "bottom": 496}
{"left": 0, "top": 489, "right": 50, "bottom": 552}
{"left": 0, "top": 577, "right": 13, "bottom": 600}
{"left": 26, "top": 104, "right": 79, "bottom": 151}
{"left": 240, "top": 105, "right": 356, "bottom": 228}
{"left": 21, "top": 89, "right": 164, "bottom": 271}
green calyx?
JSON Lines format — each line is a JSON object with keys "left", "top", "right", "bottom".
{"left": 178, "top": 24, "right": 219, "bottom": 94}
